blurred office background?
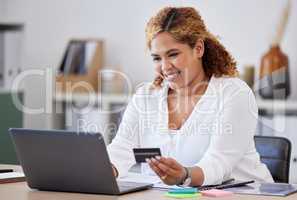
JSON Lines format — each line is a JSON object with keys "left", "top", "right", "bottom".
{"left": 0, "top": 0, "right": 297, "bottom": 182}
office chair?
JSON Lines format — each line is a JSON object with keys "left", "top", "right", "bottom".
{"left": 254, "top": 135, "right": 291, "bottom": 183}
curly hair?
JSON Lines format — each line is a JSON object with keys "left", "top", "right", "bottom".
{"left": 145, "top": 7, "right": 238, "bottom": 88}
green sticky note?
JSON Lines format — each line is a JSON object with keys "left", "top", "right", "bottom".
{"left": 169, "top": 188, "right": 198, "bottom": 194}
{"left": 165, "top": 192, "right": 201, "bottom": 198}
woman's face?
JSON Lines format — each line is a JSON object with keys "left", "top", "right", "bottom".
{"left": 150, "top": 32, "right": 205, "bottom": 90}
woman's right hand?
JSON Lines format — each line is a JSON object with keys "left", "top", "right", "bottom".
{"left": 147, "top": 156, "right": 187, "bottom": 185}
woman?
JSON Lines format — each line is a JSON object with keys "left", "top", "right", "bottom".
{"left": 107, "top": 7, "right": 273, "bottom": 186}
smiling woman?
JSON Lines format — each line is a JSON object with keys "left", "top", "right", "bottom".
{"left": 107, "top": 6, "right": 274, "bottom": 187}
{"left": 146, "top": 7, "right": 238, "bottom": 90}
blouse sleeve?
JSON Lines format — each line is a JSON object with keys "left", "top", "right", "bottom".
{"left": 107, "top": 94, "right": 141, "bottom": 177}
{"left": 196, "top": 85, "right": 258, "bottom": 185}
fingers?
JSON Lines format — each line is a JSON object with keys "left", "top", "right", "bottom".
{"left": 146, "top": 158, "right": 166, "bottom": 178}
{"left": 147, "top": 157, "right": 180, "bottom": 177}
{"left": 147, "top": 157, "right": 186, "bottom": 185}
{"left": 157, "top": 156, "right": 182, "bottom": 170}
{"left": 154, "top": 160, "right": 178, "bottom": 176}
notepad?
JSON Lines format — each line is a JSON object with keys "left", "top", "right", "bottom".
{"left": 201, "top": 189, "right": 233, "bottom": 197}
{"left": 165, "top": 192, "right": 201, "bottom": 198}
{"left": 169, "top": 188, "right": 198, "bottom": 194}
{"left": 0, "top": 172, "right": 26, "bottom": 184}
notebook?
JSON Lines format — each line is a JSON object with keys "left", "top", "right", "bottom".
{"left": 0, "top": 172, "right": 26, "bottom": 184}
{"left": 225, "top": 182, "right": 297, "bottom": 196}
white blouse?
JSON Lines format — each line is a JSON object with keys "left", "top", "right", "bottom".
{"left": 107, "top": 76, "right": 274, "bottom": 185}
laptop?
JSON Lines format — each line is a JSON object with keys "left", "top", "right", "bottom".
{"left": 9, "top": 128, "right": 153, "bottom": 195}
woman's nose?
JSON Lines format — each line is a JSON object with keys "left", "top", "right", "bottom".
{"left": 161, "top": 59, "right": 172, "bottom": 72}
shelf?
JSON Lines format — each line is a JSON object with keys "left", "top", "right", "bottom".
{"left": 256, "top": 99, "right": 297, "bottom": 114}
{"left": 0, "top": 23, "right": 24, "bottom": 31}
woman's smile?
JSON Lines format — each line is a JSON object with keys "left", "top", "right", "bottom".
{"left": 164, "top": 70, "right": 180, "bottom": 82}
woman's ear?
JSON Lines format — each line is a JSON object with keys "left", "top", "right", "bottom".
{"left": 194, "top": 38, "right": 204, "bottom": 58}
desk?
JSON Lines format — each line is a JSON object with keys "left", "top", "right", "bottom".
{"left": 1, "top": 165, "right": 297, "bottom": 200}
{"left": 1, "top": 182, "right": 297, "bottom": 200}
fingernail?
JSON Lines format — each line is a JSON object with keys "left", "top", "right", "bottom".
{"left": 151, "top": 158, "right": 157, "bottom": 162}
{"left": 155, "top": 156, "right": 161, "bottom": 160}
{"left": 145, "top": 158, "right": 151, "bottom": 163}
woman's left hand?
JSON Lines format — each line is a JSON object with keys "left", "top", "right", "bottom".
{"left": 146, "top": 156, "right": 187, "bottom": 185}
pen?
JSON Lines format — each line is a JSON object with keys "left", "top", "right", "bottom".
{"left": 198, "top": 178, "right": 236, "bottom": 191}
{"left": 0, "top": 169, "right": 14, "bottom": 173}
{"left": 222, "top": 178, "right": 235, "bottom": 184}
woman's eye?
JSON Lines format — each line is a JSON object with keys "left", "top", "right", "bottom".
{"left": 169, "top": 52, "right": 179, "bottom": 58}
{"left": 153, "top": 57, "right": 161, "bottom": 62}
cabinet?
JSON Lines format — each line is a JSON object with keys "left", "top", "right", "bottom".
{"left": 0, "top": 23, "right": 23, "bottom": 89}
{"left": 0, "top": 23, "right": 24, "bottom": 164}
{"left": 0, "top": 90, "right": 23, "bottom": 164}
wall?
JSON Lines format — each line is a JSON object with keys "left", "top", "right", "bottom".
{"left": 0, "top": 0, "right": 7, "bottom": 19}
{"left": 1, "top": 0, "right": 297, "bottom": 129}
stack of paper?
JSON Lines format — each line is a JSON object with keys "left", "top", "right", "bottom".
{"left": 0, "top": 172, "right": 26, "bottom": 184}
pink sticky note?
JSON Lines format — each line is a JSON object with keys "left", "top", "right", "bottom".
{"left": 201, "top": 189, "right": 233, "bottom": 197}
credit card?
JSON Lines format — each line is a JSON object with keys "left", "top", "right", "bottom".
{"left": 133, "top": 148, "right": 161, "bottom": 163}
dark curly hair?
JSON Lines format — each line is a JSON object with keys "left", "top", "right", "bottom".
{"left": 145, "top": 7, "right": 238, "bottom": 88}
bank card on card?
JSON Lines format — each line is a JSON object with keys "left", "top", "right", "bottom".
{"left": 133, "top": 148, "right": 161, "bottom": 163}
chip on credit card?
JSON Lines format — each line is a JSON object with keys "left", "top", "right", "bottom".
{"left": 133, "top": 148, "right": 161, "bottom": 163}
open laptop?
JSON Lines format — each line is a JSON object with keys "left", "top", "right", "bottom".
{"left": 9, "top": 128, "right": 153, "bottom": 195}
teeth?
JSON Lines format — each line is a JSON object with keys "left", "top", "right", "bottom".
{"left": 165, "top": 73, "right": 179, "bottom": 81}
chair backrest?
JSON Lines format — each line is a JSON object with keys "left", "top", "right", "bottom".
{"left": 254, "top": 136, "right": 291, "bottom": 183}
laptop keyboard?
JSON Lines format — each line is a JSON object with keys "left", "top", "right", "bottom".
{"left": 117, "top": 181, "right": 150, "bottom": 191}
